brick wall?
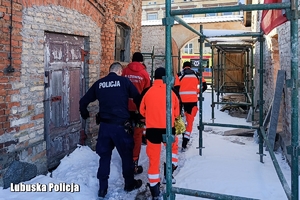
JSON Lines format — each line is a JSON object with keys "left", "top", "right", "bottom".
{"left": 252, "top": 0, "right": 300, "bottom": 169}
{"left": 0, "top": 0, "right": 142, "bottom": 186}
{"left": 141, "top": 26, "right": 166, "bottom": 76}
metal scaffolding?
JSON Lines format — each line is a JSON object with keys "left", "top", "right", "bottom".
{"left": 163, "top": 0, "right": 298, "bottom": 200}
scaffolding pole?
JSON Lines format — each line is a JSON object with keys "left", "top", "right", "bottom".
{"left": 288, "top": 0, "right": 299, "bottom": 199}
{"left": 163, "top": 0, "right": 175, "bottom": 199}
{"left": 163, "top": 1, "right": 298, "bottom": 199}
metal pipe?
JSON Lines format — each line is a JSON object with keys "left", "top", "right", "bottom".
{"left": 207, "top": 32, "right": 262, "bottom": 38}
{"left": 246, "top": 49, "right": 250, "bottom": 94}
{"left": 171, "top": 3, "right": 290, "bottom": 16}
{"left": 251, "top": 46, "right": 254, "bottom": 122}
{"left": 259, "top": 127, "right": 292, "bottom": 199}
{"left": 203, "top": 122, "right": 257, "bottom": 130}
{"left": 5, "top": 0, "right": 14, "bottom": 73}
{"left": 172, "top": 187, "right": 259, "bottom": 200}
{"left": 173, "top": 16, "right": 210, "bottom": 43}
{"left": 258, "top": 34, "right": 264, "bottom": 163}
{"left": 221, "top": 52, "right": 225, "bottom": 97}
{"left": 198, "top": 25, "right": 204, "bottom": 156}
{"left": 211, "top": 47, "right": 215, "bottom": 123}
{"left": 213, "top": 101, "right": 252, "bottom": 106}
{"left": 164, "top": 1, "right": 175, "bottom": 199}
{"left": 217, "top": 50, "right": 220, "bottom": 108}
{"left": 151, "top": 47, "right": 155, "bottom": 83}
{"left": 289, "top": 0, "right": 299, "bottom": 199}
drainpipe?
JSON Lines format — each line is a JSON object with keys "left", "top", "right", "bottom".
{"left": 5, "top": 0, "right": 15, "bottom": 73}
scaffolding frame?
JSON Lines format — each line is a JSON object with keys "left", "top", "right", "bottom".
{"left": 162, "top": 0, "right": 298, "bottom": 200}
{"left": 142, "top": 46, "right": 181, "bottom": 83}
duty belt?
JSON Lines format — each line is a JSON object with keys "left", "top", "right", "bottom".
{"left": 99, "top": 118, "right": 126, "bottom": 126}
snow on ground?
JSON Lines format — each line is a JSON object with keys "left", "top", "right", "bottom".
{"left": 0, "top": 91, "right": 292, "bottom": 200}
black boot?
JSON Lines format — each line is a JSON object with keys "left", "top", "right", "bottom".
{"left": 182, "top": 137, "right": 189, "bottom": 151}
{"left": 98, "top": 189, "right": 107, "bottom": 198}
{"left": 142, "top": 135, "right": 147, "bottom": 145}
{"left": 134, "top": 160, "right": 143, "bottom": 175}
{"left": 149, "top": 182, "right": 160, "bottom": 200}
{"left": 124, "top": 179, "right": 142, "bottom": 192}
{"left": 163, "top": 163, "right": 177, "bottom": 184}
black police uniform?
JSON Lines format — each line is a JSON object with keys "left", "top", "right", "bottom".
{"left": 79, "top": 72, "right": 141, "bottom": 194}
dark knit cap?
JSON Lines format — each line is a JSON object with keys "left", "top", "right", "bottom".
{"left": 183, "top": 61, "right": 192, "bottom": 68}
{"left": 132, "top": 52, "right": 144, "bottom": 62}
{"left": 154, "top": 67, "right": 166, "bottom": 79}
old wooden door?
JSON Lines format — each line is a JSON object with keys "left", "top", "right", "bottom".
{"left": 44, "top": 32, "right": 85, "bottom": 169}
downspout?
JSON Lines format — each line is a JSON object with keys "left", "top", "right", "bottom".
{"left": 5, "top": 0, "right": 15, "bottom": 73}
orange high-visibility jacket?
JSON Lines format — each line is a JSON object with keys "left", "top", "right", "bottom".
{"left": 140, "top": 79, "right": 180, "bottom": 128}
{"left": 179, "top": 67, "right": 206, "bottom": 103}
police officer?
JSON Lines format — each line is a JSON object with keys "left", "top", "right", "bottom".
{"left": 79, "top": 62, "right": 142, "bottom": 199}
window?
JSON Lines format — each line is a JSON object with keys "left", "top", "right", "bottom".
{"left": 184, "top": 43, "right": 193, "bottom": 54}
{"left": 183, "top": 14, "right": 193, "bottom": 18}
{"left": 115, "top": 23, "right": 130, "bottom": 62}
{"left": 206, "top": 13, "right": 216, "bottom": 17}
{"left": 223, "top": 12, "right": 233, "bottom": 16}
{"left": 147, "top": 13, "right": 158, "bottom": 20}
{"left": 205, "top": 43, "right": 211, "bottom": 47}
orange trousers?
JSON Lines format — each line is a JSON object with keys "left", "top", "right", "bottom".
{"left": 184, "top": 106, "right": 198, "bottom": 139}
{"left": 146, "top": 136, "right": 178, "bottom": 186}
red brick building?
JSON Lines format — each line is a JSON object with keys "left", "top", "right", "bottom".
{"left": 0, "top": 0, "right": 142, "bottom": 186}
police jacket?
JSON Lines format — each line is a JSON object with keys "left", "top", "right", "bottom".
{"left": 179, "top": 67, "right": 206, "bottom": 103}
{"left": 79, "top": 72, "right": 140, "bottom": 124}
{"left": 122, "top": 62, "right": 151, "bottom": 112}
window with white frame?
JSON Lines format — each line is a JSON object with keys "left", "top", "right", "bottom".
{"left": 223, "top": 12, "right": 233, "bottom": 16}
{"left": 206, "top": 13, "right": 217, "bottom": 17}
{"left": 115, "top": 23, "right": 130, "bottom": 62}
{"left": 183, "top": 14, "right": 193, "bottom": 18}
{"left": 184, "top": 43, "right": 193, "bottom": 54}
{"left": 147, "top": 13, "right": 158, "bottom": 20}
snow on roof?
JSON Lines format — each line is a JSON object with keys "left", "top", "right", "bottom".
{"left": 142, "top": 15, "right": 243, "bottom": 26}
{"left": 203, "top": 29, "right": 250, "bottom": 37}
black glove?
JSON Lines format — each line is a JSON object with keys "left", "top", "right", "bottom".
{"left": 124, "top": 120, "right": 133, "bottom": 135}
{"left": 80, "top": 110, "right": 90, "bottom": 120}
{"left": 95, "top": 112, "right": 100, "bottom": 125}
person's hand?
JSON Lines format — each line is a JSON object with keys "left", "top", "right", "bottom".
{"left": 80, "top": 110, "right": 90, "bottom": 119}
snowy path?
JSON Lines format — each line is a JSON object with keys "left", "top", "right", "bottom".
{"left": 0, "top": 92, "right": 293, "bottom": 200}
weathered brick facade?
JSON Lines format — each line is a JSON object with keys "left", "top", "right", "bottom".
{"left": 0, "top": 0, "right": 142, "bottom": 186}
{"left": 252, "top": 0, "right": 300, "bottom": 169}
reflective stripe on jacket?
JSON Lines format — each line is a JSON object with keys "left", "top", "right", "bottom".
{"left": 179, "top": 67, "right": 206, "bottom": 103}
